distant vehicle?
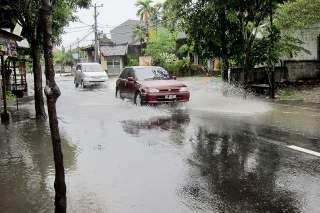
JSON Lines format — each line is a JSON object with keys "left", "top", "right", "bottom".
{"left": 115, "top": 66, "right": 190, "bottom": 105}
{"left": 74, "top": 63, "right": 108, "bottom": 88}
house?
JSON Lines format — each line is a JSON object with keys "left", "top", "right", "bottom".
{"left": 110, "top": 20, "right": 142, "bottom": 45}
{"left": 82, "top": 20, "right": 143, "bottom": 76}
{"left": 107, "top": 20, "right": 142, "bottom": 74}
{"left": 100, "top": 43, "right": 128, "bottom": 76}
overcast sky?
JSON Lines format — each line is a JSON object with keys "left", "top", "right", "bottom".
{"left": 61, "top": 0, "right": 164, "bottom": 49}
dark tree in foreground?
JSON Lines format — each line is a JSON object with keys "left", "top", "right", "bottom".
{"left": 39, "top": 0, "right": 66, "bottom": 212}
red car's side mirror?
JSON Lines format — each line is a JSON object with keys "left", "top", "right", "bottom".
{"left": 127, "top": 76, "right": 134, "bottom": 81}
{"left": 172, "top": 75, "right": 177, "bottom": 80}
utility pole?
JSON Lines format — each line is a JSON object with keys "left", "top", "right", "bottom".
{"left": 93, "top": 3, "right": 103, "bottom": 62}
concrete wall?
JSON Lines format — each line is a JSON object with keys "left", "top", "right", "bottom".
{"left": 284, "top": 60, "right": 320, "bottom": 81}
{"left": 229, "top": 67, "right": 286, "bottom": 85}
{"left": 229, "top": 60, "right": 320, "bottom": 84}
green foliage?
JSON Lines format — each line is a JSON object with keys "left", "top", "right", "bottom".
{"left": 133, "top": 25, "right": 148, "bottom": 45}
{"left": 161, "top": 0, "right": 181, "bottom": 30}
{"left": 145, "top": 27, "right": 177, "bottom": 66}
{"left": 275, "top": 0, "right": 320, "bottom": 30}
{"left": 53, "top": 49, "right": 74, "bottom": 66}
{"left": 278, "top": 88, "right": 294, "bottom": 97}
{"left": 128, "top": 58, "right": 139, "bottom": 66}
{"left": 167, "top": 0, "right": 285, "bottom": 68}
{"left": 273, "top": 0, "right": 320, "bottom": 58}
{"left": 6, "top": 91, "right": 16, "bottom": 102}
{"left": 0, "top": 0, "right": 91, "bottom": 45}
{"left": 213, "top": 75, "right": 222, "bottom": 80}
{"left": 167, "top": 57, "right": 190, "bottom": 76}
{"left": 136, "top": 0, "right": 162, "bottom": 27}
{"left": 135, "top": 0, "right": 153, "bottom": 28}
{"left": 178, "top": 44, "right": 193, "bottom": 55}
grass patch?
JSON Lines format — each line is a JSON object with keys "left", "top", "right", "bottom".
{"left": 278, "top": 89, "right": 294, "bottom": 97}
{"left": 212, "top": 75, "right": 222, "bottom": 80}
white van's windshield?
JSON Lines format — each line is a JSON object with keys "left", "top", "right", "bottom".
{"left": 82, "top": 64, "right": 104, "bottom": 72}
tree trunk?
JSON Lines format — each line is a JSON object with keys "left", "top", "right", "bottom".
{"left": 31, "top": 40, "right": 47, "bottom": 119}
{"left": 220, "top": 7, "right": 229, "bottom": 82}
{"left": 39, "top": 1, "right": 66, "bottom": 212}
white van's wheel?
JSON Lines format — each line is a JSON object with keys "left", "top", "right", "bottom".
{"left": 81, "top": 80, "right": 86, "bottom": 88}
{"left": 74, "top": 80, "right": 79, "bottom": 88}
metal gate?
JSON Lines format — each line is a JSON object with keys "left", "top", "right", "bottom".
{"left": 107, "top": 56, "right": 121, "bottom": 76}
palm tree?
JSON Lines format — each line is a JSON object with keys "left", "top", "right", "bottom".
{"left": 133, "top": 25, "right": 148, "bottom": 55}
{"left": 133, "top": 25, "right": 147, "bottom": 44}
{"left": 135, "top": 0, "right": 153, "bottom": 31}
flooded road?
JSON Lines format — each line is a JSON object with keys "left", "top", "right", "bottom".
{"left": 1, "top": 76, "right": 320, "bottom": 212}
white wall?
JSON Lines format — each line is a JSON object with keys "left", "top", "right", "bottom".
{"left": 282, "top": 23, "right": 320, "bottom": 60}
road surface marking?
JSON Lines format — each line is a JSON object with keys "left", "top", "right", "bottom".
{"left": 256, "top": 136, "right": 320, "bottom": 158}
{"left": 287, "top": 145, "right": 320, "bottom": 157}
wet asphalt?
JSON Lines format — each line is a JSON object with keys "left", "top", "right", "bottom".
{"left": 0, "top": 76, "right": 320, "bottom": 213}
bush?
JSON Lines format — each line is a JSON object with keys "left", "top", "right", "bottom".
{"left": 166, "top": 57, "right": 191, "bottom": 76}
{"left": 128, "top": 58, "right": 139, "bottom": 66}
{"left": 145, "top": 27, "right": 177, "bottom": 65}
{"left": 6, "top": 91, "right": 16, "bottom": 102}
{"left": 158, "top": 53, "right": 177, "bottom": 69}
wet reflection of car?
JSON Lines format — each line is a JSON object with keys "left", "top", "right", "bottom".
{"left": 74, "top": 63, "right": 108, "bottom": 88}
{"left": 115, "top": 66, "right": 190, "bottom": 105}
{"left": 121, "top": 113, "right": 190, "bottom": 136}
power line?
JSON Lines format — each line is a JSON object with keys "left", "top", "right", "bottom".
{"left": 78, "top": 19, "right": 91, "bottom": 26}
{"left": 66, "top": 30, "right": 94, "bottom": 48}
{"left": 64, "top": 25, "right": 92, "bottom": 30}
{"left": 64, "top": 27, "right": 93, "bottom": 34}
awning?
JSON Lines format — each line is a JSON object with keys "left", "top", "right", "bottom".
{"left": 100, "top": 44, "right": 128, "bottom": 56}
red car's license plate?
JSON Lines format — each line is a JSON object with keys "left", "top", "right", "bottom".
{"left": 165, "top": 95, "right": 176, "bottom": 99}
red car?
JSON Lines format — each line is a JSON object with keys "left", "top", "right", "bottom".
{"left": 115, "top": 66, "right": 190, "bottom": 105}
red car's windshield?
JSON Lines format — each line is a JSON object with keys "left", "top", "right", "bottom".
{"left": 135, "top": 67, "right": 170, "bottom": 80}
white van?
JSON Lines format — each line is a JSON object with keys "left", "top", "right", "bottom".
{"left": 74, "top": 63, "right": 108, "bottom": 88}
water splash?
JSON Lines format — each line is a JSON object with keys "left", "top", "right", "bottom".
{"left": 183, "top": 77, "right": 271, "bottom": 115}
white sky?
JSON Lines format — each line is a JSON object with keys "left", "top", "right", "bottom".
{"left": 61, "top": 0, "right": 164, "bottom": 49}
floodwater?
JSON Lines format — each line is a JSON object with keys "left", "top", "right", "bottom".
{"left": 1, "top": 76, "right": 320, "bottom": 213}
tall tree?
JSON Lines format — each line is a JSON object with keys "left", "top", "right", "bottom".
{"left": 39, "top": 0, "right": 65, "bottom": 211}
{"left": 133, "top": 25, "right": 148, "bottom": 55}
{"left": 169, "top": 0, "right": 283, "bottom": 83}
{"left": 171, "top": 0, "right": 241, "bottom": 81}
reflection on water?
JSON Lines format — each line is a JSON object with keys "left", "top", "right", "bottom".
{"left": 0, "top": 109, "right": 78, "bottom": 212}
{"left": 1, "top": 76, "right": 320, "bottom": 212}
{"left": 121, "top": 112, "right": 190, "bottom": 136}
{"left": 180, "top": 127, "right": 300, "bottom": 212}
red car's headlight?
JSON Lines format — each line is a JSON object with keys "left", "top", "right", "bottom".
{"left": 148, "top": 88, "right": 160, "bottom": 93}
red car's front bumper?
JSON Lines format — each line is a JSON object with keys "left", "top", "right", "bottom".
{"left": 141, "top": 92, "right": 190, "bottom": 104}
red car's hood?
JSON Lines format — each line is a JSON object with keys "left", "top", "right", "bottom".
{"left": 137, "top": 80, "right": 186, "bottom": 88}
